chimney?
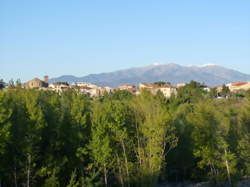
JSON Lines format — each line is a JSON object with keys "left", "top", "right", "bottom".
{"left": 44, "top": 75, "right": 49, "bottom": 83}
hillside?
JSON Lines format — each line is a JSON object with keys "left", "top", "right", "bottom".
{"left": 49, "top": 63, "right": 250, "bottom": 87}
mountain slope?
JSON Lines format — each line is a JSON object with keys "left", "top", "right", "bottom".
{"left": 49, "top": 63, "right": 250, "bottom": 87}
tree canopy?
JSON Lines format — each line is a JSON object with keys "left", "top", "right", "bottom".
{"left": 0, "top": 81, "right": 249, "bottom": 186}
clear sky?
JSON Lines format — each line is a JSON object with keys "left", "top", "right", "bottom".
{"left": 1, "top": 0, "right": 250, "bottom": 82}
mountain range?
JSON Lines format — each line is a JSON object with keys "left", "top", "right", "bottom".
{"left": 49, "top": 63, "right": 250, "bottom": 87}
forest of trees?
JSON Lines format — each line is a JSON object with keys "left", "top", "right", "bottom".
{"left": 0, "top": 81, "right": 249, "bottom": 186}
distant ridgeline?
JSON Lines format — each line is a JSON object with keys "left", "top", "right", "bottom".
{"left": 49, "top": 63, "right": 250, "bottom": 87}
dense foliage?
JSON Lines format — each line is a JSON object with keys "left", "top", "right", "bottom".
{"left": 0, "top": 82, "right": 249, "bottom": 186}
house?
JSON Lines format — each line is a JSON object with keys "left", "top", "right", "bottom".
{"left": 69, "top": 82, "right": 101, "bottom": 97}
{"left": 177, "top": 83, "right": 186, "bottom": 88}
{"left": 216, "top": 85, "right": 223, "bottom": 93}
{"left": 74, "top": 82, "right": 98, "bottom": 89}
{"left": 226, "top": 82, "right": 250, "bottom": 92}
{"left": 49, "top": 82, "right": 70, "bottom": 92}
{"left": 139, "top": 83, "right": 177, "bottom": 98}
{"left": 25, "top": 76, "right": 49, "bottom": 89}
{"left": 117, "top": 84, "right": 137, "bottom": 94}
{"left": 118, "top": 84, "right": 135, "bottom": 90}
{"left": 76, "top": 86, "right": 100, "bottom": 97}
{"left": 98, "top": 86, "right": 113, "bottom": 96}
{"left": 199, "top": 84, "right": 211, "bottom": 92}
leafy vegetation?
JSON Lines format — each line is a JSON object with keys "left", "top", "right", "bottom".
{"left": 0, "top": 81, "right": 249, "bottom": 186}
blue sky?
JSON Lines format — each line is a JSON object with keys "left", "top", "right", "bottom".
{"left": 1, "top": 0, "right": 250, "bottom": 82}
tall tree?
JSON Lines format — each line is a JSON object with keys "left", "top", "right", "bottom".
{"left": 132, "top": 90, "right": 177, "bottom": 186}
{"left": 89, "top": 101, "right": 113, "bottom": 187}
{"left": 188, "top": 100, "right": 236, "bottom": 185}
{"left": 0, "top": 79, "right": 5, "bottom": 89}
{"left": 238, "top": 97, "right": 250, "bottom": 176}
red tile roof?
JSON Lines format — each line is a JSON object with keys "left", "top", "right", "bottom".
{"left": 231, "top": 82, "right": 248, "bottom": 87}
{"left": 79, "top": 86, "right": 92, "bottom": 90}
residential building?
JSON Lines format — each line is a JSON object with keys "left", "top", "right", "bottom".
{"left": 117, "top": 84, "right": 137, "bottom": 94}
{"left": 226, "top": 82, "right": 250, "bottom": 92}
{"left": 49, "top": 82, "right": 70, "bottom": 92}
{"left": 76, "top": 86, "right": 101, "bottom": 97}
{"left": 177, "top": 83, "right": 186, "bottom": 88}
{"left": 139, "top": 83, "right": 177, "bottom": 98}
{"left": 74, "top": 82, "right": 98, "bottom": 88}
{"left": 199, "top": 84, "right": 211, "bottom": 92}
{"left": 98, "top": 86, "right": 113, "bottom": 96}
{"left": 216, "top": 85, "right": 223, "bottom": 93}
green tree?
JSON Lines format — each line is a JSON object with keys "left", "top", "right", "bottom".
{"left": 89, "top": 101, "right": 113, "bottom": 186}
{"left": 238, "top": 98, "right": 250, "bottom": 176}
{"left": 132, "top": 90, "right": 177, "bottom": 186}
{"left": 188, "top": 101, "right": 237, "bottom": 185}
{"left": 0, "top": 92, "right": 13, "bottom": 185}
{"left": 154, "top": 81, "right": 170, "bottom": 86}
{"left": 209, "top": 87, "right": 218, "bottom": 98}
{"left": 90, "top": 98, "right": 136, "bottom": 186}
{"left": 175, "top": 80, "right": 205, "bottom": 104}
{"left": 166, "top": 103, "right": 195, "bottom": 181}
{"left": 15, "top": 79, "right": 22, "bottom": 88}
{"left": 220, "top": 84, "right": 231, "bottom": 97}
{"left": 8, "top": 79, "right": 15, "bottom": 89}
{"left": 111, "top": 90, "right": 134, "bottom": 101}
{"left": 0, "top": 79, "right": 5, "bottom": 89}
{"left": 23, "top": 90, "right": 47, "bottom": 187}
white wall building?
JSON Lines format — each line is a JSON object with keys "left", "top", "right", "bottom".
{"left": 226, "top": 82, "right": 250, "bottom": 92}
